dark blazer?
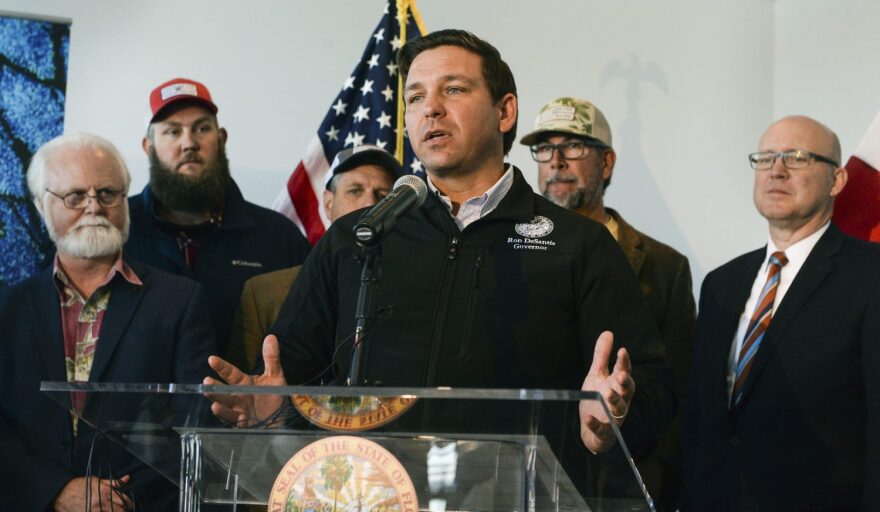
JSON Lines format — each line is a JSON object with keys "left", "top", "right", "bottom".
{"left": 611, "top": 208, "right": 695, "bottom": 510}
{"left": 681, "top": 224, "right": 880, "bottom": 511}
{"left": 611, "top": 209, "right": 695, "bottom": 398}
{"left": 0, "top": 257, "right": 216, "bottom": 511}
{"left": 227, "top": 265, "right": 301, "bottom": 371}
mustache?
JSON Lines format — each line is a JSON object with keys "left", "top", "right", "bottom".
{"left": 176, "top": 153, "right": 204, "bottom": 171}
{"left": 73, "top": 216, "right": 114, "bottom": 229}
{"left": 544, "top": 174, "right": 577, "bottom": 186}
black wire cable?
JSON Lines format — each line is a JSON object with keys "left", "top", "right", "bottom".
{"left": 221, "top": 319, "right": 386, "bottom": 430}
{"left": 83, "top": 430, "right": 136, "bottom": 511}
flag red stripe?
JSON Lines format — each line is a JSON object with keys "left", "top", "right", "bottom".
{"left": 287, "top": 161, "right": 326, "bottom": 245}
{"left": 276, "top": 0, "right": 423, "bottom": 245}
{"left": 833, "top": 156, "right": 880, "bottom": 242}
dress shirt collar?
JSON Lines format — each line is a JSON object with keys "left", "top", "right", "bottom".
{"left": 426, "top": 164, "right": 514, "bottom": 230}
{"left": 54, "top": 251, "right": 143, "bottom": 295}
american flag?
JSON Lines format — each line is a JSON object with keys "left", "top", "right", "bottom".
{"left": 274, "top": 0, "right": 427, "bottom": 244}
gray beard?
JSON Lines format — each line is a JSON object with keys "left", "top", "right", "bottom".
{"left": 148, "top": 147, "right": 231, "bottom": 214}
{"left": 543, "top": 188, "right": 585, "bottom": 211}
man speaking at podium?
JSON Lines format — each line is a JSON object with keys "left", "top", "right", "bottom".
{"left": 207, "top": 29, "right": 675, "bottom": 493}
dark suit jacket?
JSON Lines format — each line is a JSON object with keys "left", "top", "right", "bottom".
{"left": 227, "top": 265, "right": 301, "bottom": 371}
{"left": 0, "top": 257, "right": 216, "bottom": 511}
{"left": 682, "top": 224, "right": 880, "bottom": 511}
{"left": 611, "top": 208, "right": 695, "bottom": 510}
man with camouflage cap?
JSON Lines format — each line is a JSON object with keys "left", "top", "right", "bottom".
{"left": 521, "top": 97, "right": 696, "bottom": 509}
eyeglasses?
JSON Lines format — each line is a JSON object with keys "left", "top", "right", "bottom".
{"left": 46, "top": 188, "right": 125, "bottom": 209}
{"left": 530, "top": 140, "right": 607, "bottom": 162}
{"left": 748, "top": 150, "right": 839, "bottom": 171}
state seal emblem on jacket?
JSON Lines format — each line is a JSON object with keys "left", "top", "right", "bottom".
{"left": 515, "top": 215, "right": 554, "bottom": 238}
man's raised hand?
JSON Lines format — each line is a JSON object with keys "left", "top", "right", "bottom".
{"left": 579, "top": 331, "right": 636, "bottom": 453}
{"left": 204, "top": 334, "right": 287, "bottom": 427}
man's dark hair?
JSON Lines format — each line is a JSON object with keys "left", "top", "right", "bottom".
{"left": 398, "top": 29, "right": 518, "bottom": 155}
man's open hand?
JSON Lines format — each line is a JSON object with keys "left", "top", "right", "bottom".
{"left": 204, "top": 335, "right": 287, "bottom": 427}
{"left": 579, "top": 331, "right": 635, "bottom": 453}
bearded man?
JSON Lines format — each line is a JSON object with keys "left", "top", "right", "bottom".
{"left": 0, "top": 133, "right": 215, "bottom": 510}
{"left": 126, "top": 78, "right": 311, "bottom": 353}
{"left": 521, "top": 97, "right": 695, "bottom": 510}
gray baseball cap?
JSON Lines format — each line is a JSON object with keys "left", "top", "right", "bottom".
{"left": 325, "top": 145, "right": 404, "bottom": 190}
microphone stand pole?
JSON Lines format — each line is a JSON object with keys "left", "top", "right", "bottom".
{"left": 347, "top": 245, "right": 380, "bottom": 386}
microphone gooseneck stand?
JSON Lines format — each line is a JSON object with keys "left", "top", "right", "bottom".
{"left": 346, "top": 175, "right": 428, "bottom": 386}
{"left": 347, "top": 245, "right": 380, "bottom": 386}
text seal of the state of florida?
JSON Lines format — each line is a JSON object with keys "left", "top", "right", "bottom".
{"left": 268, "top": 436, "right": 418, "bottom": 512}
{"left": 292, "top": 394, "right": 416, "bottom": 432}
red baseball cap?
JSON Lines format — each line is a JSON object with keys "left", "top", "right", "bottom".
{"left": 148, "top": 78, "right": 218, "bottom": 122}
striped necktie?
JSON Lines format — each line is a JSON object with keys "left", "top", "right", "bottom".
{"left": 733, "top": 251, "right": 788, "bottom": 406}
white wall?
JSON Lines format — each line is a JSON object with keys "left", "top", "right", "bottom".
{"left": 774, "top": 0, "right": 880, "bottom": 153}
{"left": 3, "top": 0, "right": 876, "bottom": 297}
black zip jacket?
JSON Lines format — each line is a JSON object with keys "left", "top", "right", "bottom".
{"left": 269, "top": 167, "right": 675, "bottom": 493}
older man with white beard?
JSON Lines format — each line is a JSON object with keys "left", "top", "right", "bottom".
{"left": 0, "top": 133, "right": 216, "bottom": 511}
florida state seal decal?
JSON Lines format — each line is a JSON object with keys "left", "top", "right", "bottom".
{"left": 268, "top": 436, "right": 418, "bottom": 512}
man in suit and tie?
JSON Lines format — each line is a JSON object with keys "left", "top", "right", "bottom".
{"left": 0, "top": 133, "right": 216, "bottom": 510}
{"left": 225, "top": 144, "right": 402, "bottom": 371}
{"left": 681, "top": 115, "right": 880, "bottom": 511}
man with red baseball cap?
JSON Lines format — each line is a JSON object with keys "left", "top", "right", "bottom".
{"left": 125, "top": 78, "right": 311, "bottom": 355}
{"left": 148, "top": 78, "right": 218, "bottom": 119}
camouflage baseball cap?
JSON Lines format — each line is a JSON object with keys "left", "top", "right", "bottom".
{"left": 519, "top": 97, "right": 612, "bottom": 148}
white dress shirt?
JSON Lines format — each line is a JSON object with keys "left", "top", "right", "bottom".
{"left": 426, "top": 165, "right": 514, "bottom": 230}
{"left": 725, "top": 222, "right": 830, "bottom": 402}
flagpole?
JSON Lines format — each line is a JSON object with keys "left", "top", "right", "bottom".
{"left": 408, "top": 0, "right": 428, "bottom": 34}
{"left": 394, "top": 0, "right": 409, "bottom": 163}
{"left": 394, "top": 0, "right": 428, "bottom": 164}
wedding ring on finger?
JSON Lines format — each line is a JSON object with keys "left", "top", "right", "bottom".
{"left": 610, "top": 403, "right": 628, "bottom": 420}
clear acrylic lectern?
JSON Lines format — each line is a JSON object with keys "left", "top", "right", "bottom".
{"left": 42, "top": 382, "right": 654, "bottom": 511}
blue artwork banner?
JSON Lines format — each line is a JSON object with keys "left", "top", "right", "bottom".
{"left": 0, "top": 14, "right": 69, "bottom": 286}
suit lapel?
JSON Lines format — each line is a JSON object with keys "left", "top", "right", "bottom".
{"left": 614, "top": 213, "right": 647, "bottom": 276}
{"left": 31, "top": 269, "right": 68, "bottom": 383}
{"left": 88, "top": 263, "right": 148, "bottom": 382}
{"left": 710, "top": 250, "right": 765, "bottom": 407}
{"left": 736, "top": 226, "right": 841, "bottom": 407}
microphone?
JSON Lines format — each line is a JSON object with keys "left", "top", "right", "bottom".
{"left": 353, "top": 175, "right": 428, "bottom": 246}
